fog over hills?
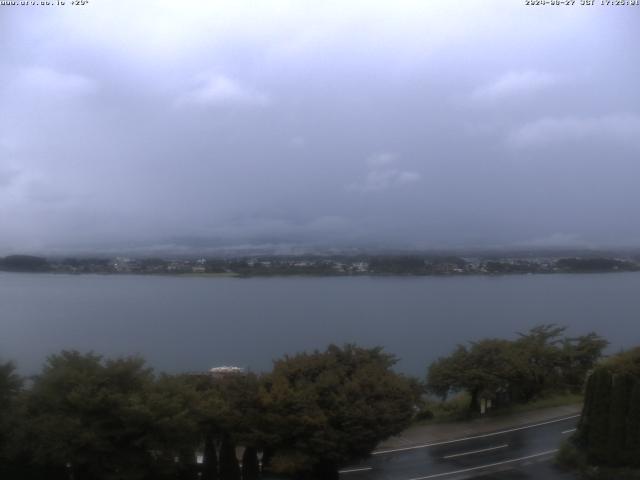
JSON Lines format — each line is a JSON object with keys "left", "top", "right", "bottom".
{"left": 1, "top": 1, "right": 639, "bottom": 255}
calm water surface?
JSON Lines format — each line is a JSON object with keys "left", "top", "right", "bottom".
{"left": 1, "top": 272, "right": 639, "bottom": 376}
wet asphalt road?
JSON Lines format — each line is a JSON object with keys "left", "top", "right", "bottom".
{"left": 339, "top": 416, "right": 580, "bottom": 480}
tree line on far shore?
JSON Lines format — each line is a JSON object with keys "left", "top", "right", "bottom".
{"left": 2, "top": 253, "right": 639, "bottom": 276}
{"left": 0, "top": 325, "right": 608, "bottom": 480}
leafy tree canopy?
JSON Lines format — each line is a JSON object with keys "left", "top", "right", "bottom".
{"left": 19, "top": 351, "right": 199, "bottom": 480}
{"left": 261, "top": 344, "right": 417, "bottom": 478}
{"left": 427, "top": 325, "right": 608, "bottom": 411}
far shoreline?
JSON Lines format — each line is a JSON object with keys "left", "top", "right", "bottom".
{"left": 2, "top": 269, "right": 640, "bottom": 279}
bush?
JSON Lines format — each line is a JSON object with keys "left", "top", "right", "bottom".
{"left": 556, "top": 441, "right": 587, "bottom": 471}
{"left": 414, "top": 408, "right": 434, "bottom": 421}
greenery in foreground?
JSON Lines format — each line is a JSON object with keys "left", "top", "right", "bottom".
{"left": 426, "top": 325, "right": 607, "bottom": 414}
{"left": 557, "top": 347, "right": 640, "bottom": 478}
{"left": 415, "top": 392, "right": 584, "bottom": 425}
{"left": 0, "top": 325, "right": 608, "bottom": 480}
{"left": 0, "top": 345, "right": 417, "bottom": 480}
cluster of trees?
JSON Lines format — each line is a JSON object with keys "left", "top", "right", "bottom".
{"left": 368, "top": 256, "right": 468, "bottom": 275}
{"left": 0, "top": 255, "right": 50, "bottom": 272}
{"left": 3, "top": 253, "right": 640, "bottom": 277}
{"left": 222, "top": 260, "right": 339, "bottom": 277}
{"left": 368, "top": 256, "right": 429, "bottom": 275}
{"left": 483, "top": 261, "right": 541, "bottom": 274}
{"left": 0, "top": 326, "right": 611, "bottom": 479}
{"left": 0, "top": 345, "right": 418, "bottom": 480}
{"left": 574, "top": 347, "right": 640, "bottom": 467}
{"left": 555, "top": 257, "right": 639, "bottom": 273}
{"left": 427, "top": 325, "right": 608, "bottom": 412}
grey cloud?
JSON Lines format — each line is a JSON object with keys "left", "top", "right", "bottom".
{"left": 507, "top": 114, "right": 640, "bottom": 149}
{"left": 21, "top": 67, "right": 96, "bottom": 94}
{"left": 176, "top": 73, "right": 270, "bottom": 108}
{"left": 366, "top": 152, "right": 397, "bottom": 168}
{"left": 0, "top": 2, "right": 638, "bottom": 253}
{"left": 347, "top": 169, "right": 421, "bottom": 193}
{"left": 348, "top": 154, "right": 421, "bottom": 193}
{"left": 0, "top": 165, "right": 19, "bottom": 188}
{"left": 471, "top": 71, "right": 563, "bottom": 102}
{"left": 178, "top": 215, "right": 357, "bottom": 247}
{"left": 517, "top": 233, "right": 592, "bottom": 249}
{"left": 2, "top": 66, "right": 97, "bottom": 102}
{"left": 288, "top": 136, "right": 306, "bottom": 148}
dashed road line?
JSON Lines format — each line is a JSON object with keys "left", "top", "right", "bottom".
{"left": 339, "top": 466, "right": 373, "bottom": 474}
{"left": 405, "top": 449, "right": 559, "bottom": 480}
{"left": 442, "top": 444, "right": 509, "bottom": 459}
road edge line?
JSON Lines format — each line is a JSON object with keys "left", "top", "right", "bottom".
{"left": 373, "top": 414, "right": 579, "bottom": 455}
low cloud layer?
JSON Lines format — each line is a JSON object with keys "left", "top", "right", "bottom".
{"left": 1, "top": 1, "right": 639, "bottom": 253}
{"left": 508, "top": 114, "right": 640, "bottom": 149}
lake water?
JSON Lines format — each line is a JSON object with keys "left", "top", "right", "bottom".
{"left": 1, "top": 272, "right": 639, "bottom": 377}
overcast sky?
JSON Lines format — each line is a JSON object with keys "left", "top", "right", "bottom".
{"left": 1, "top": 1, "right": 639, "bottom": 254}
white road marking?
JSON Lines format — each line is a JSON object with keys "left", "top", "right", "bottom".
{"left": 405, "top": 449, "right": 558, "bottom": 480}
{"left": 338, "top": 466, "right": 373, "bottom": 474}
{"left": 561, "top": 428, "right": 577, "bottom": 434}
{"left": 372, "top": 414, "right": 580, "bottom": 455}
{"left": 442, "top": 444, "right": 509, "bottom": 459}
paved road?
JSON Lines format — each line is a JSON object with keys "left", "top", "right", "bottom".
{"left": 339, "top": 415, "right": 580, "bottom": 480}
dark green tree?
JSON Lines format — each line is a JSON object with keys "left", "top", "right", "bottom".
{"left": 560, "top": 332, "right": 609, "bottom": 392}
{"left": 178, "top": 449, "right": 198, "bottom": 480}
{"left": 241, "top": 446, "right": 260, "bottom": 480}
{"left": 201, "top": 432, "right": 219, "bottom": 480}
{"left": 514, "top": 324, "right": 567, "bottom": 401}
{"left": 0, "top": 361, "right": 23, "bottom": 478}
{"left": 607, "top": 373, "right": 634, "bottom": 464}
{"left": 260, "top": 344, "right": 416, "bottom": 479}
{"left": 219, "top": 436, "right": 241, "bottom": 480}
{"left": 428, "top": 339, "right": 522, "bottom": 411}
{"left": 20, "top": 351, "right": 200, "bottom": 480}
{"left": 144, "top": 374, "right": 201, "bottom": 479}
{"left": 187, "top": 370, "right": 264, "bottom": 479}
{"left": 427, "top": 345, "right": 468, "bottom": 401}
{"left": 581, "top": 366, "right": 613, "bottom": 464}
{"left": 428, "top": 325, "right": 608, "bottom": 412}
{"left": 575, "top": 347, "right": 640, "bottom": 468}
{"left": 624, "top": 382, "right": 640, "bottom": 467}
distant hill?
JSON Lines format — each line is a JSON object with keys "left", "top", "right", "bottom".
{"left": 0, "top": 255, "right": 51, "bottom": 272}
